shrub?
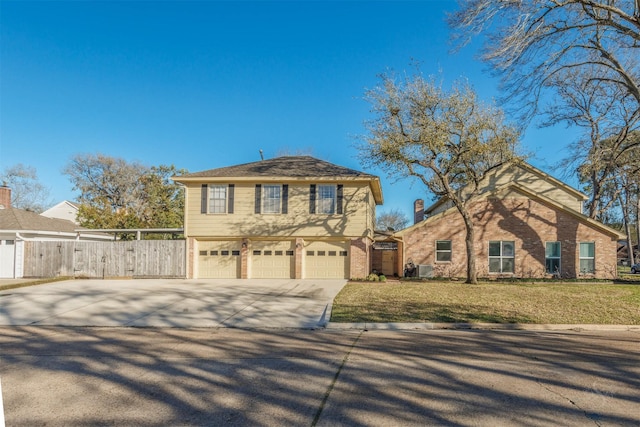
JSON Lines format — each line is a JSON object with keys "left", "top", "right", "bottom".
{"left": 379, "top": 274, "right": 387, "bottom": 282}
{"left": 366, "top": 273, "right": 380, "bottom": 282}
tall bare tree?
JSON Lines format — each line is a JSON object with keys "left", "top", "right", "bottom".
{"left": 359, "top": 74, "right": 520, "bottom": 284}
{"left": 449, "top": 1, "right": 640, "bottom": 119}
{"left": 376, "top": 208, "right": 410, "bottom": 231}
{"left": 0, "top": 164, "right": 51, "bottom": 213}
{"left": 543, "top": 68, "right": 640, "bottom": 219}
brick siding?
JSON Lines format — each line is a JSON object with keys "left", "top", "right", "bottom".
{"left": 403, "top": 197, "right": 618, "bottom": 279}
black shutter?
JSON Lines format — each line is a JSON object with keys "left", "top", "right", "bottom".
{"left": 309, "top": 184, "right": 316, "bottom": 214}
{"left": 228, "top": 184, "right": 235, "bottom": 214}
{"left": 255, "top": 184, "right": 261, "bottom": 214}
{"left": 337, "top": 184, "right": 343, "bottom": 214}
{"left": 201, "top": 184, "right": 208, "bottom": 214}
{"left": 282, "top": 184, "right": 288, "bottom": 214}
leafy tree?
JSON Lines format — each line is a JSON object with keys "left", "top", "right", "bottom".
{"left": 449, "top": 0, "right": 640, "bottom": 119}
{"left": 0, "top": 164, "right": 51, "bottom": 213}
{"left": 359, "top": 74, "right": 520, "bottom": 284}
{"left": 376, "top": 208, "right": 409, "bottom": 231}
{"left": 64, "top": 154, "right": 186, "bottom": 238}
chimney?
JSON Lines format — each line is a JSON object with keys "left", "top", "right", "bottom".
{"left": 414, "top": 199, "right": 424, "bottom": 224}
{"left": 0, "top": 186, "right": 10, "bottom": 209}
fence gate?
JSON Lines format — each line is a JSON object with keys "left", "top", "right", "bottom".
{"left": 23, "top": 240, "right": 186, "bottom": 278}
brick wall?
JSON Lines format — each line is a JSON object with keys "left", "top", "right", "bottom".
{"left": 403, "top": 197, "right": 619, "bottom": 279}
{"left": 350, "top": 237, "right": 371, "bottom": 279}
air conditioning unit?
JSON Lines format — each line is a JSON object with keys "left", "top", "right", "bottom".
{"left": 418, "top": 264, "right": 433, "bottom": 278}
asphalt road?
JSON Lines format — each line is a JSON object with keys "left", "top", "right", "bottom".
{"left": 1, "top": 327, "right": 639, "bottom": 426}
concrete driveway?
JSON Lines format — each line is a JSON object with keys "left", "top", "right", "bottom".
{"left": 0, "top": 278, "right": 347, "bottom": 328}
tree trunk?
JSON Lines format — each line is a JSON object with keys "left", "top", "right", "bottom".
{"left": 620, "top": 194, "right": 634, "bottom": 266}
{"left": 636, "top": 196, "right": 640, "bottom": 263}
{"left": 461, "top": 210, "right": 477, "bottom": 284}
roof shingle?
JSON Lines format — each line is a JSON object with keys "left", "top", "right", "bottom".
{"left": 177, "top": 156, "right": 375, "bottom": 179}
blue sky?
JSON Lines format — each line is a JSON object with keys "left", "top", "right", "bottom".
{"left": 1, "top": 1, "right": 579, "bottom": 219}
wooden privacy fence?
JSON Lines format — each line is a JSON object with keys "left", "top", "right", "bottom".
{"left": 23, "top": 240, "right": 186, "bottom": 278}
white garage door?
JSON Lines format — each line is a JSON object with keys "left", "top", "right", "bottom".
{"left": 251, "top": 241, "right": 294, "bottom": 279}
{"left": 305, "top": 241, "right": 349, "bottom": 279}
{"left": 198, "top": 241, "right": 241, "bottom": 278}
{"left": 0, "top": 239, "right": 16, "bottom": 278}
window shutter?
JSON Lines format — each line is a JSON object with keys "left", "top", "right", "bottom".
{"left": 282, "top": 184, "right": 288, "bottom": 214}
{"left": 309, "top": 184, "right": 316, "bottom": 214}
{"left": 337, "top": 184, "right": 343, "bottom": 214}
{"left": 201, "top": 184, "right": 208, "bottom": 214}
{"left": 255, "top": 184, "right": 261, "bottom": 214}
{"left": 228, "top": 184, "right": 235, "bottom": 214}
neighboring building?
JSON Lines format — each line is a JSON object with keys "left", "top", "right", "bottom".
{"left": 41, "top": 201, "right": 80, "bottom": 224}
{"left": 0, "top": 187, "right": 110, "bottom": 278}
{"left": 394, "top": 162, "right": 625, "bottom": 280}
{"left": 172, "top": 156, "right": 383, "bottom": 279}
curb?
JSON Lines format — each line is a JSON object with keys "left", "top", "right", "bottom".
{"left": 326, "top": 322, "right": 640, "bottom": 331}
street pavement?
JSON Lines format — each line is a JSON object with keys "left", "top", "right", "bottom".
{"left": 1, "top": 327, "right": 638, "bottom": 426}
{"left": 1, "top": 279, "right": 639, "bottom": 426}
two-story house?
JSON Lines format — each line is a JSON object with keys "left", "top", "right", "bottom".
{"left": 394, "top": 162, "right": 625, "bottom": 279}
{"left": 172, "top": 156, "right": 383, "bottom": 279}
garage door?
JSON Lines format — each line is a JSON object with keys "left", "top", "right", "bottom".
{"left": 305, "top": 241, "right": 349, "bottom": 279}
{"left": 0, "top": 239, "right": 16, "bottom": 278}
{"left": 251, "top": 241, "right": 294, "bottom": 279}
{"left": 198, "top": 241, "right": 241, "bottom": 278}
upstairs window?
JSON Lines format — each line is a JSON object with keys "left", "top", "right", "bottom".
{"left": 255, "top": 184, "right": 288, "bottom": 214}
{"left": 201, "top": 184, "right": 234, "bottom": 214}
{"left": 318, "top": 185, "right": 336, "bottom": 214}
{"left": 209, "top": 185, "right": 227, "bottom": 214}
{"left": 310, "top": 184, "right": 343, "bottom": 214}
{"left": 262, "top": 185, "right": 281, "bottom": 214}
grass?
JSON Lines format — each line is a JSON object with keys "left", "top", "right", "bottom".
{"left": 0, "top": 276, "right": 72, "bottom": 292}
{"left": 331, "top": 281, "right": 640, "bottom": 324}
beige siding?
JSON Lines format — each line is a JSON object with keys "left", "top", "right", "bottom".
{"left": 428, "top": 165, "right": 585, "bottom": 216}
{"left": 185, "top": 182, "right": 373, "bottom": 238}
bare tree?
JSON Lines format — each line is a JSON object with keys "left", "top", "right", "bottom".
{"left": 543, "top": 68, "right": 640, "bottom": 219}
{"left": 359, "top": 74, "right": 520, "bottom": 284}
{"left": 0, "top": 164, "right": 51, "bottom": 212}
{"left": 449, "top": 1, "right": 640, "bottom": 119}
{"left": 376, "top": 208, "right": 409, "bottom": 231}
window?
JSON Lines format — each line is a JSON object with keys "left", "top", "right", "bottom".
{"left": 545, "top": 242, "right": 561, "bottom": 274}
{"left": 202, "top": 184, "right": 234, "bottom": 214}
{"left": 262, "top": 185, "right": 281, "bottom": 214}
{"left": 208, "top": 185, "right": 227, "bottom": 213}
{"left": 310, "top": 184, "right": 343, "bottom": 214}
{"left": 436, "top": 240, "right": 452, "bottom": 262}
{"left": 489, "top": 241, "right": 515, "bottom": 273}
{"left": 579, "top": 242, "right": 595, "bottom": 274}
{"left": 318, "top": 185, "right": 336, "bottom": 214}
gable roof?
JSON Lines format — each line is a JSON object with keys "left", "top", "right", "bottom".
{"left": 423, "top": 161, "right": 587, "bottom": 215}
{"left": 174, "top": 155, "right": 384, "bottom": 204}
{"left": 0, "top": 207, "right": 80, "bottom": 233}
{"left": 395, "top": 181, "right": 624, "bottom": 240}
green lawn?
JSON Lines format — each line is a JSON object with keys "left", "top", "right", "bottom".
{"left": 331, "top": 281, "right": 640, "bottom": 324}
